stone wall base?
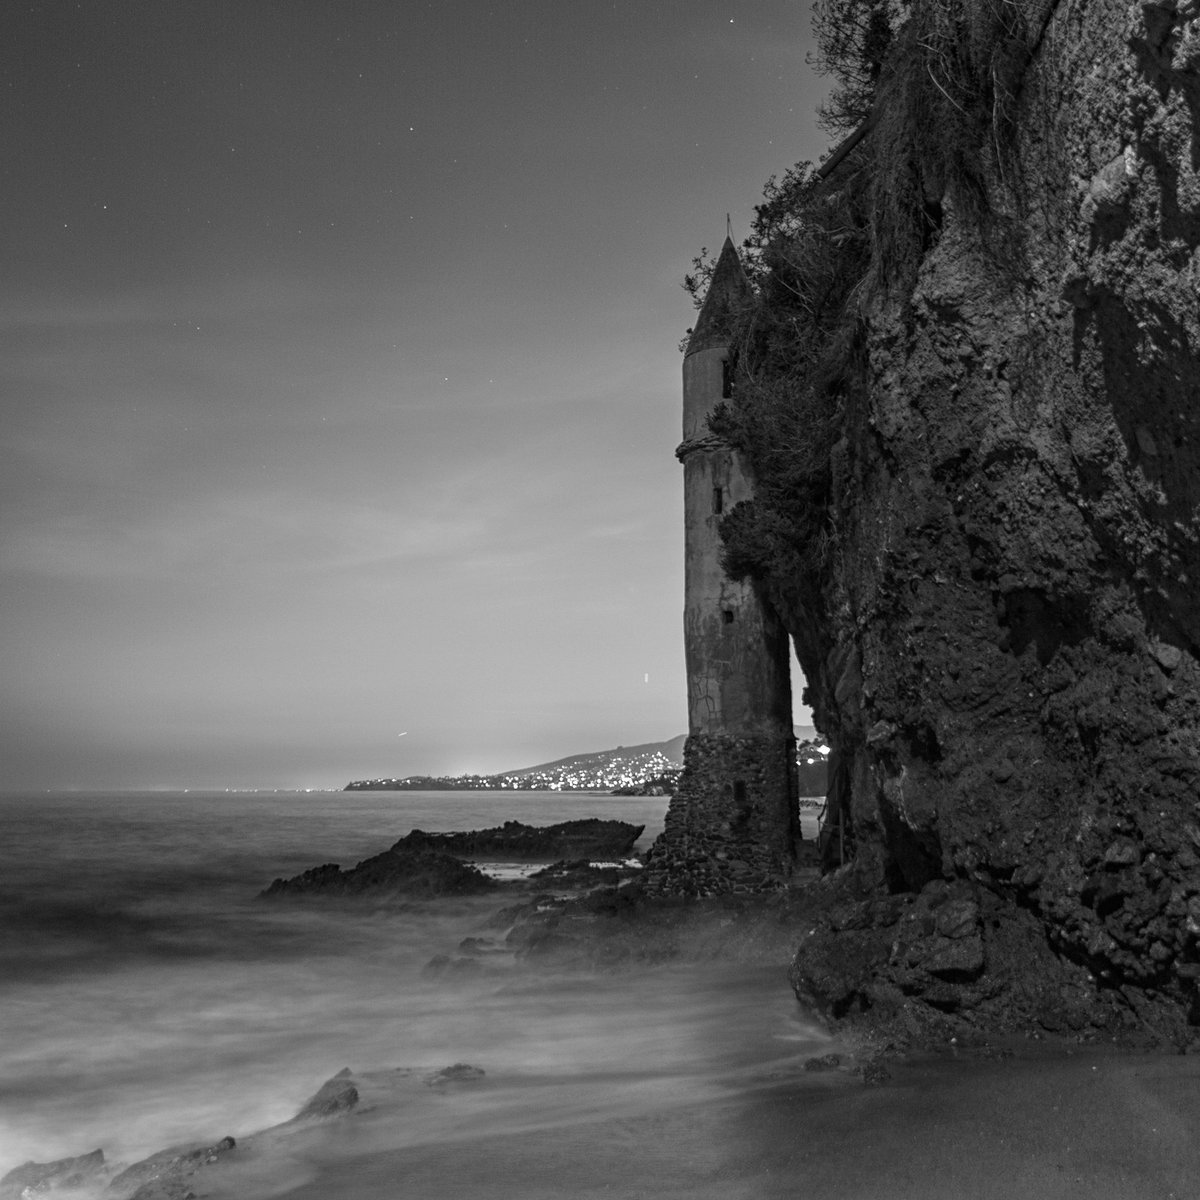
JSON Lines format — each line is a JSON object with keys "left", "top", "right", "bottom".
{"left": 643, "top": 730, "right": 797, "bottom": 897}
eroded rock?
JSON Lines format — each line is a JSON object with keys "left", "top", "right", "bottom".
{"left": 396, "top": 819, "right": 643, "bottom": 861}
{"left": 106, "top": 1136, "right": 235, "bottom": 1200}
{"left": 293, "top": 1069, "right": 359, "bottom": 1120}
{"left": 0, "top": 1149, "right": 105, "bottom": 1199}
{"left": 260, "top": 847, "right": 496, "bottom": 899}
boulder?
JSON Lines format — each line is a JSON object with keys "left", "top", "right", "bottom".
{"left": 424, "top": 1064, "right": 485, "bottom": 1086}
{"left": 802, "top": 1054, "right": 842, "bottom": 1072}
{"left": 421, "top": 953, "right": 488, "bottom": 978}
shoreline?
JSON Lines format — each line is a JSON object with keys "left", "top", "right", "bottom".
{"left": 9, "top": 798, "right": 1198, "bottom": 1199}
{"left": 14, "top": 1022, "right": 1199, "bottom": 1200}
{"left": 11, "top": 890, "right": 1200, "bottom": 1200}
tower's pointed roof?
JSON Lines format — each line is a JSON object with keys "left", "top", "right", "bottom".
{"left": 685, "top": 236, "right": 752, "bottom": 357}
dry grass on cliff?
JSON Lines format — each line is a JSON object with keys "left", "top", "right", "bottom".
{"left": 868, "top": 0, "right": 1033, "bottom": 289}
{"left": 704, "top": 153, "right": 869, "bottom": 629}
{"left": 706, "top": 0, "right": 1038, "bottom": 621}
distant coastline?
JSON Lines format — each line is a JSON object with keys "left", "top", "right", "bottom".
{"left": 344, "top": 776, "right": 620, "bottom": 792}
{"left": 345, "top": 731, "right": 829, "bottom": 796}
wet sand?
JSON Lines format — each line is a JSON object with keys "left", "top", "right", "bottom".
{"left": 193, "top": 1036, "right": 1200, "bottom": 1200}
{"left": 740, "top": 1047, "right": 1200, "bottom": 1200}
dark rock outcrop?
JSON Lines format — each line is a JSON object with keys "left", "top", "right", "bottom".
{"left": 260, "top": 847, "right": 496, "bottom": 899}
{"left": 802, "top": 1053, "right": 842, "bottom": 1072}
{"left": 395, "top": 819, "right": 643, "bottom": 860}
{"left": 292, "top": 1068, "right": 359, "bottom": 1120}
{"left": 789, "top": 876, "right": 1111, "bottom": 1037}
{"left": 719, "top": 0, "right": 1200, "bottom": 1039}
{"left": 260, "top": 820, "right": 644, "bottom": 900}
{"left": 422, "top": 953, "right": 490, "bottom": 978}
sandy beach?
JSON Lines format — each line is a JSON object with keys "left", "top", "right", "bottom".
{"left": 744, "top": 1047, "right": 1200, "bottom": 1200}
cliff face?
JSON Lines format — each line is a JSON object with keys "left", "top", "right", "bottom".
{"left": 778, "top": 0, "right": 1200, "bottom": 1038}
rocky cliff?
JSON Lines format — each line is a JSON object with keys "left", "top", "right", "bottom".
{"left": 721, "top": 0, "right": 1200, "bottom": 1040}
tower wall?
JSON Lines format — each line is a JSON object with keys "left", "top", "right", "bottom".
{"left": 645, "top": 253, "right": 797, "bottom": 896}
{"left": 682, "top": 346, "right": 727, "bottom": 441}
{"left": 681, "top": 448, "right": 790, "bottom": 735}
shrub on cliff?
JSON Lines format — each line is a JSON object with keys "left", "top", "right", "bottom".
{"left": 688, "top": 0, "right": 1038, "bottom": 732}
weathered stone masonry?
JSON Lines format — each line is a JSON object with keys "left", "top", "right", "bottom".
{"left": 644, "top": 238, "right": 798, "bottom": 896}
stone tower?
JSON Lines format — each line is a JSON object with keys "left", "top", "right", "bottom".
{"left": 644, "top": 237, "right": 798, "bottom": 896}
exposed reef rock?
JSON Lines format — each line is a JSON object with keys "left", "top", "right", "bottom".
{"left": 719, "top": 0, "right": 1200, "bottom": 1039}
{"left": 259, "top": 821, "right": 644, "bottom": 901}
{"left": 397, "top": 819, "right": 643, "bottom": 860}
{"left": 260, "top": 847, "right": 497, "bottom": 899}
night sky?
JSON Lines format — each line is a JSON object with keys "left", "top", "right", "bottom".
{"left": 2, "top": 2, "right": 828, "bottom": 790}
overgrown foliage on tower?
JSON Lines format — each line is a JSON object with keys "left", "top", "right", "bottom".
{"left": 688, "top": 0, "right": 1039, "bottom": 717}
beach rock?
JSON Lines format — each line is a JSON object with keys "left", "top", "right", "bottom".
{"left": 793, "top": 881, "right": 993, "bottom": 1019}
{"left": 395, "top": 819, "right": 643, "bottom": 861}
{"left": 106, "top": 1137, "right": 234, "bottom": 1200}
{"left": 0, "top": 1149, "right": 105, "bottom": 1198}
{"left": 260, "top": 846, "right": 496, "bottom": 899}
{"left": 421, "top": 953, "right": 489, "bottom": 978}
{"left": 527, "top": 859, "right": 625, "bottom": 889}
{"left": 802, "top": 1054, "right": 842, "bottom": 1072}
{"left": 424, "top": 1063, "right": 485, "bottom": 1086}
{"left": 457, "top": 935, "right": 506, "bottom": 955}
{"left": 422, "top": 937, "right": 515, "bottom": 977}
{"left": 293, "top": 1069, "right": 359, "bottom": 1120}
{"left": 860, "top": 1060, "right": 892, "bottom": 1086}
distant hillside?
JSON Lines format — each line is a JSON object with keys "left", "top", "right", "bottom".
{"left": 509, "top": 728, "right": 821, "bottom": 774}
{"left": 347, "top": 727, "right": 827, "bottom": 792}
{"left": 506, "top": 735, "right": 687, "bottom": 778}
{"left": 346, "top": 735, "right": 686, "bottom": 792}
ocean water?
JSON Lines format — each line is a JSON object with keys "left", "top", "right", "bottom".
{"left": 0, "top": 790, "right": 830, "bottom": 1188}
